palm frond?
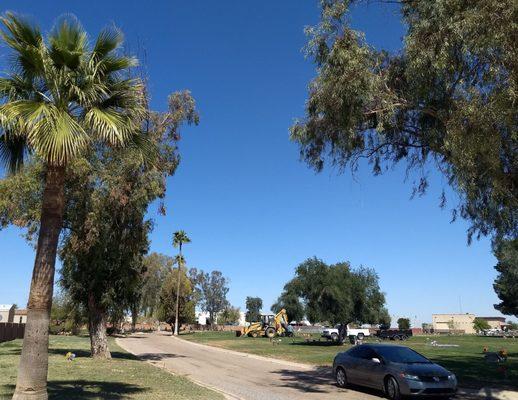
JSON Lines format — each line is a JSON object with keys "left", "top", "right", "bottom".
{"left": 0, "top": 130, "right": 27, "bottom": 173}
{"left": 0, "top": 75, "right": 35, "bottom": 99}
{"left": 29, "top": 105, "right": 89, "bottom": 165}
{"left": 0, "top": 14, "right": 147, "bottom": 169}
{"left": 0, "top": 100, "right": 89, "bottom": 165}
{"left": 84, "top": 107, "right": 134, "bottom": 146}
{"left": 92, "top": 26, "right": 124, "bottom": 59}
{"left": 49, "top": 15, "right": 88, "bottom": 69}
{"left": 0, "top": 12, "right": 45, "bottom": 78}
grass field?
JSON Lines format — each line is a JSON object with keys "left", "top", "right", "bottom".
{"left": 0, "top": 335, "right": 223, "bottom": 400}
{"left": 181, "top": 331, "right": 518, "bottom": 390}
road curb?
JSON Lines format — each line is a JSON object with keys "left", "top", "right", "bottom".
{"left": 116, "top": 336, "right": 244, "bottom": 400}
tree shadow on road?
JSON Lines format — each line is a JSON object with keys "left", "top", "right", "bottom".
{"left": 270, "top": 366, "right": 333, "bottom": 393}
{"left": 270, "top": 366, "right": 385, "bottom": 397}
{"left": 138, "top": 352, "right": 186, "bottom": 361}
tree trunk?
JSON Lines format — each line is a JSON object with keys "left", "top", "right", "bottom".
{"left": 174, "top": 248, "right": 182, "bottom": 336}
{"left": 13, "top": 166, "right": 66, "bottom": 400}
{"left": 131, "top": 304, "right": 138, "bottom": 332}
{"left": 87, "top": 293, "right": 111, "bottom": 359}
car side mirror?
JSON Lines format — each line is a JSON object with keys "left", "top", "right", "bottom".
{"left": 371, "top": 357, "right": 381, "bottom": 364}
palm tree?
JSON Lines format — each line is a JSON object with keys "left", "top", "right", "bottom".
{"left": 0, "top": 14, "right": 146, "bottom": 400}
{"left": 172, "top": 230, "right": 191, "bottom": 336}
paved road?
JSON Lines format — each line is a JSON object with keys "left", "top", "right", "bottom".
{"left": 117, "top": 333, "right": 513, "bottom": 400}
{"left": 117, "top": 332, "right": 381, "bottom": 400}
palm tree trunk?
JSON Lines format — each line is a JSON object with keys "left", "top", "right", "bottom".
{"left": 173, "top": 245, "right": 182, "bottom": 336}
{"left": 13, "top": 165, "right": 66, "bottom": 400}
{"left": 87, "top": 292, "right": 111, "bottom": 359}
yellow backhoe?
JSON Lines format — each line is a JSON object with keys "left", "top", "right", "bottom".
{"left": 237, "top": 309, "right": 294, "bottom": 338}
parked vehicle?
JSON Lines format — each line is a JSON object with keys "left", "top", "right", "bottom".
{"left": 333, "top": 344, "right": 457, "bottom": 399}
{"left": 236, "top": 309, "right": 293, "bottom": 338}
{"left": 377, "top": 329, "right": 412, "bottom": 341}
{"left": 322, "top": 324, "right": 370, "bottom": 342}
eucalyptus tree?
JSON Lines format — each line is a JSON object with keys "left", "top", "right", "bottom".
{"left": 195, "top": 270, "right": 230, "bottom": 328}
{"left": 0, "top": 14, "right": 146, "bottom": 399}
{"left": 172, "top": 230, "right": 191, "bottom": 335}
{"left": 60, "top": 90, "right": 198, "bottom": 358}
{"left": 291, "top": 0, "right": 517, "bottom": 243}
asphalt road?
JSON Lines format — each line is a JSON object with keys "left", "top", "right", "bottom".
{"left": 117, "top": 332, "right": 513, "bottom": 400}
{"left": 117, "top": 332, "right": 382, "bottom": 400}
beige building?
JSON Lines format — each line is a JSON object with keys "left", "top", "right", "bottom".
{"left": 14, "top": 309, "right": 27, "bottom": 324}
{"left": 432, "top": 313, "right": 476, "bottom": 334}
{"left": 0, "top": 304, "right": 15, "bottom": 323}
{"left": 478, "top": 317, "right": 506, "bottom": 330}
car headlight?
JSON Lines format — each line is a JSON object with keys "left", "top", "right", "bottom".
{"left": 448, "top": 374, "right": 456, "bottom": 381}
{"left": 400, "top": 373, "right": 420, "bottom": 381}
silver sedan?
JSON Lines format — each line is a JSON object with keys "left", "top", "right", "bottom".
{"left": 333, "top": 343, "right": 457, "bottom": 399}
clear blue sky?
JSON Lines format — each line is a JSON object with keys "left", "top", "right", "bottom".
{"left": 0, "top": 1, "right": 511, "bottom": 325}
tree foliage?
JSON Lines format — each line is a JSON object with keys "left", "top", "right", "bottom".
{"left": 219, "top": 306, "right": 241, "bottom": 325}
{"left": 193, "top": 270, "right": 230, "bottom": 327}
{"left": 280, "top": 257, "right": 387, "bottom": 325}
{"left": 473, "top": 318, "right": 491, "bottom": 332}
{"left": 397, "top": 317, "right": 411, "bottom": 330}
{"left": 245, "top": 297, "right": 263, "bottom": 323}
{"left": 157, "top": 268, "right": 196, "bottom": 328}
{"left": 271, "top": 287, "right": 305, "bottom": 322}
{"left": 0, "top": 13, "right": 147, "bottom": 171}
{"left": 493, "top": 238, "right": 518, "bottom": 318}
{"left": 291, "top": 0, "right": 517, "bottom": 242}
{"left": 139, "top": 253, "right": 173, "bottom": 317}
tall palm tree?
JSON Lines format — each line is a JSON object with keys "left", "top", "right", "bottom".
{"left": 172, "top": 230, "right": 190, "bottom": 336}
{"left": 0, "top": 14, "right": 146, "bottom": 400}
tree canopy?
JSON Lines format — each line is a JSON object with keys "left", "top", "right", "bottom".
{"left": 219, "top": 306, "right": 241, "bottom": 325}
{"left": 271, "top": 287, "right": 305, "bottom": 322}
{"left": 493, "top": 238, "right": 518, "bottom": 318}
{"left": 291, "top": 0, "right": 517, "bottom": 242}
{"left": 139, "top": 253, "right": 173, "bottom": 318}
{"left": 245, "top": 297, "right": 263, "bottom": 323}
{"left": 397, "top": 317, "right": 411, "bottom": 330}
{"left": 277, "top": 257, "right": 388, "bottom": 325}
{"left": 193, "top": 270, "right": 230, "bottom": 327}
{"left": 473, "top": 318, "right": 491, "bottom": 332}
{"left": 157, "top": 268, "right": 196, "bottom": 328}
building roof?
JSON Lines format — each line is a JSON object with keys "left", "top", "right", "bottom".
{"left": 432, "top": 313, "right": 475, "bottom": 316}
{"left": 478, "top": 316, "right": 506, "bottom": 322}
{"left": 14, "top": 309, "right": 27, "bottom": 316}
{"left": 0, "top": 304, "right": 14, "bottom": 311}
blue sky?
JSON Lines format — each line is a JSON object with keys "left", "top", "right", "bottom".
{"left": 0, "top": 1, "right": 511, "bottom": 325}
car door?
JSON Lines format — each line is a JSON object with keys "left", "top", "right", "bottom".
{"left": 354, "top": 347, "right": 384, "bottom": 388}
{"left": 343, "top": 346, "right": 364, "bottom": 385}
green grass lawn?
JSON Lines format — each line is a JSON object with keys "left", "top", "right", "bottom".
{"left": 181, "top": 331, "right": 518, "bottom": 390}
{"left": 0, "top": 335, "right": 223, "bottom": 400}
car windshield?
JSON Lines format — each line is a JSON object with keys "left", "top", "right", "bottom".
{"left": 375, "top": 346, "right": 431, "bottom": 364}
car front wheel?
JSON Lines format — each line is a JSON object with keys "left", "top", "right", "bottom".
{"left": 336, "top": 367, "right": 348, "bottom": 388}
{"left": 385, "top": 376, "right": 401, "bottom": 400}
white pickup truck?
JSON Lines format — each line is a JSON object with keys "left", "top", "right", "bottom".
{"left": 321, "top": 325, "right": 370, "bottom": 342}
